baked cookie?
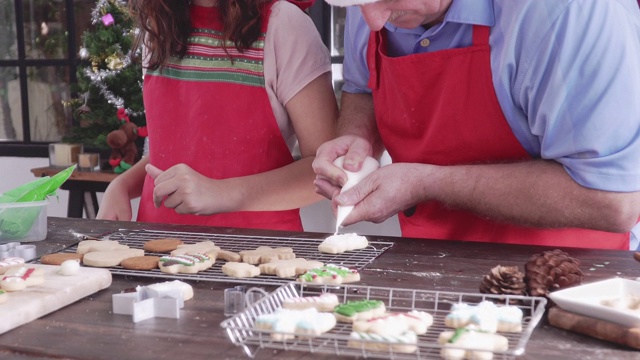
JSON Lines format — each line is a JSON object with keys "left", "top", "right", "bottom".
{"left": 258, "top": 258, "right": 323, "bottom": 278}
{"left": 82, "top": 249, "right": 145, "bottom": 268}
{"left": 333, "top": 299, "right": 386, "bottom": 323}
{"left": 214, "top": 249, "right": 241, "bottom": 262}
{"left": 445, "top": 301, "right": 523, "bottom": 333}
{"left": 318, "top": 233, "right": 369, "bottom": 254}
{"left": 353, "top": 310, "right": 434, "bottom": 336}
{"left": 1, "top": 266, "right": 45, "bottom": 292}
{"left": 221, "top": 262, "right": 261, "bottom": 278}
{"left": 158, "top": 254, "right": 214, "bottom": 274}
{"left": 297, "top": 264, "right": 360, "bottom": 285}
{"left": 121, "top": 256, "right": 161, "bottom": 271}
{"left": 438, "top": 329, "right": 509, "bottom": 360}
{"left": 77, "top": 240, "right": 129, "bottom": 254}
{"left": 40, "top": 253, "right": 84, "bottom": 266}
{"left": 145, "top": 280, "right": 194, "bottom": 301}
{"left": 348, "top": 331, "right": 419, "bottom": 354}
{"left": 254, "top": 308, "right": 337, "bottom": 341}
{"left": 239, "top": 246, "right": 295, "bottom": 265}
{"left": 143, "top": 238, "right": 184, "bottom": 253}
{"left": 170, "top": 241, "right": 220, "bottom": 257}
{"left": 282, "top": 293, "right": 340, "bottom": 312}
{"left": 0, "top": 289, "right": 7, "bottom": 303}
{"left": 0, "top": 257, "right": 25, "bottom": 275}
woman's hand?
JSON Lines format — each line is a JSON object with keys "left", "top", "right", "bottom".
{"left": 146, "top": 163, "right": 236, "bottom": 215}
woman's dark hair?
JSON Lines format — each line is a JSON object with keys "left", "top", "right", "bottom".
{"left": 129, "top": 0, "right": 271, "bottom": 70}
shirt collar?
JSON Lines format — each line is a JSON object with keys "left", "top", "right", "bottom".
{"left": 383, "top": 0, "right": 495, "bottom": 33}
{"left": 446, "top": 0, "right": 495, "bottom": 27}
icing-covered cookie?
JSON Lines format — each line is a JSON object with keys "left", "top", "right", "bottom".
{"left": 158, "top": 253, "right": 213, "bottom": 274}
{"left": 438, "top": 328, "right": 509, "bottom": 360}
{"left": 297, "top": 264, "right": 360, "bottom": 285}
{"left": 1, "top": 266, "right": 45, "bottom": 292}
{"left": 318, "top": 233, "right": 368, "bottom": 254}
{"left": 0, "top": 257, "right": 25, "bottom": 275}
{"left": 170, "top": 241, "right": 220, "bottom": 257}
{"left": 282, "top": 293, "right": 340, "bottom": 312}
{"left": 333, "top": 299, "right": 386, "bottom": 323}
{"left": 348, "top": 331, "right": 419, "bottom": 354}
{"left": 445, "top": 301, "right": 523, "bottom": 333}
{"left": 254, "top": 308, "right": 336, "bottom": 340}
{"left": 353, "top": 310, "right": 434, "bottom": 336}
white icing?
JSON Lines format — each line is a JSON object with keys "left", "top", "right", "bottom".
{"left": 319, "top": 233, "right": 369, "bottom": 254}
{"left": 58, "top": 259, "right": 80, "bottom": 276}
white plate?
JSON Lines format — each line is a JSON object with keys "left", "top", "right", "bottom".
{"left": 549, "top": 278, "right": 640, "bottom": 328}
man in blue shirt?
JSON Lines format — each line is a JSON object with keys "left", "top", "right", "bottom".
{"left": 313, "top": 0, "right": 640, "bottom": 249}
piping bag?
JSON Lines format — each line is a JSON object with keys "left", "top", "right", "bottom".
{"left": 334, "top": 156, "right": 380, "bottom": 233}
{"left": 0, "top": 164, "right": 76, "bottom": 239}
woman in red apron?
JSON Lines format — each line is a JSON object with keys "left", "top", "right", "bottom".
{"left": 98, "top": 0, "right": 337, "bottom": 231}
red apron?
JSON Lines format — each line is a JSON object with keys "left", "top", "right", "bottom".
{"left": 367, "top": 25, "right": 628, "bottom": 249}
{"left": 138, "top": 3, "right": 303, "bottom": 231}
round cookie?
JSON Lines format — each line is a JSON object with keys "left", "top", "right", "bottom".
{"left": 143, "top": 238, "right": 184, "bottom": 253}
{"left": 40, "top": 253, "right": 84, "bottom": 266}
{"left": 121, "top": 256, "right": 161, "bottom": 271}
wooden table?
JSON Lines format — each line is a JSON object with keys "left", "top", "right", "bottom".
{"left": 30, "top": 166, "right": 118, "bottom": 219}
{"left": 1, "top": 217, "right": 639, "bottom": 360}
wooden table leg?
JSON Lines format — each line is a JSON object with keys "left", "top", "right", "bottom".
{"left": 83, "top": 192, "right": 98, "bottom": 219}
{"left": 67, "top": 190, "right": 85, "bottom": 218}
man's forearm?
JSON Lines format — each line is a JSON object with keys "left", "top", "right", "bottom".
{"left": 425, "top": 159, "right": 640, "bottom": 232}
{"left": 338, "top": 92, "right": 384, "bottom": 157}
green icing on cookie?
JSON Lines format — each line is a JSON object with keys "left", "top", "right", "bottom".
{"left": 298, "top": 264, "right": 353, "bottom": 282}
{"left": 334, "top": 299, "right": 383, "bottom": 317}
{"left": 448, "top": 328, "right": 468, "bottom": 343}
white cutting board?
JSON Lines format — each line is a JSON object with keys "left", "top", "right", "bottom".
{"left": 0, "top": 264, "right": 112, "bottom": 334}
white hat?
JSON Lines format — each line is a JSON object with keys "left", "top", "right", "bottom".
{"left": 324, "top": 0, "right": 380, "bottom": 6}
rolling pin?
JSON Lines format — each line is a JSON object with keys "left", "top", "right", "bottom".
{"left": 548, "top": 306, "right": 640, "bottom": 349}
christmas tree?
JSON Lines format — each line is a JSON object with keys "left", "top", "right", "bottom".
{"left": 63, "top": 0, "right": 145, "bottom": 150}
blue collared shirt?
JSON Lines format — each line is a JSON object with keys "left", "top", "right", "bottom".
{"left": 342, "top": 0, "right": 640, "bottom": 248}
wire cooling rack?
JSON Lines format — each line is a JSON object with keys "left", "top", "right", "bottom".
{"left": 57, "top": 229, "right": 394, "bottom": 286}
{"left": 221, "top": 283, "right": 548, "bottom": 359}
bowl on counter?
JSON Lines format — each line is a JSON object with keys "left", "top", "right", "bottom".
{"left": 549, "top": 277, "right": 640, "bottom": 328}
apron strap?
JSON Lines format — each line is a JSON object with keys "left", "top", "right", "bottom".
{"left": 472, "top": 25, "right": 490, "bottom": 46}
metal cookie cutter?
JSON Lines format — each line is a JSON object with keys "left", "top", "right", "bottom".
{"left": 224, "top": 285, "right": 268, "bottom": 316}
{"left": 0, "top": 242, "right": 36, "bottom": 261}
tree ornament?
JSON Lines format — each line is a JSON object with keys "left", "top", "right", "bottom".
{"left": 105, "top": 54, "right": 124, "bottom": 70}
{"left": 479, "top": 265, "right": 527, "bottom": 303}
{"left": 75, "top": 93, "right": 91, "bottom": 115}
{"left": 79, "top": 47, "right": 89, "bottom": 59}
{"left": 524, "top": 249, "right": 584, "bottom": 298}
{"left": 102, "top": 13, "right": 115, "bottom": 26}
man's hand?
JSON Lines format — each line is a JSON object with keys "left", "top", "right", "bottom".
{"left": 333, "top": 162, "right": 427, "bottom": 226}
{"left": 312, "top": 135, "right": 374, "bottom": 200}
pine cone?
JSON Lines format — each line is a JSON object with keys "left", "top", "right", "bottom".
{"left": 479, "top": 265, "right": 527, "bottom": 302}
{"left": 524, "top": 249, "right": 584, "bottom": 298}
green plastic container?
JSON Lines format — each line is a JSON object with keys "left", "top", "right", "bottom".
{"left": 0, "top": 199, "right": 48, "bottom": 242}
